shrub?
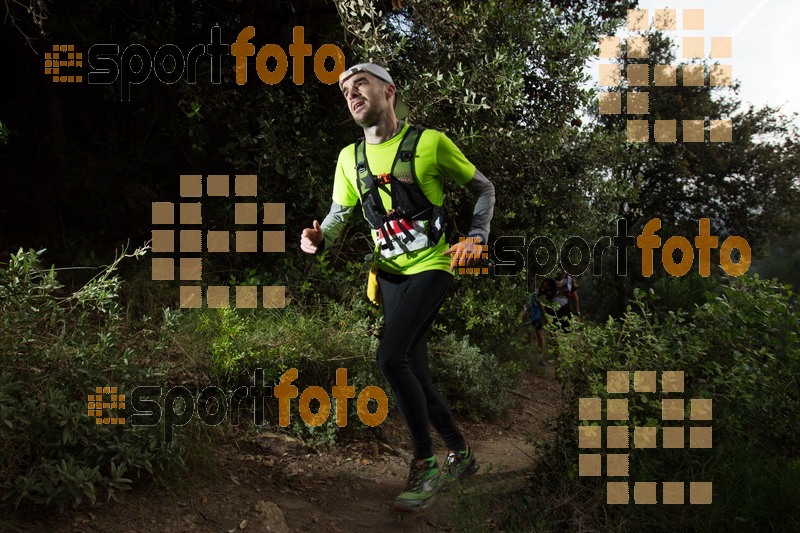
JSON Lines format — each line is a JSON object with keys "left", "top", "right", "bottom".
{"left": 183, "top": 296, "right": 384, "bottom": 446}
{"left": 429, "top": 333, "right": 517, "bottom": 419}
{"left": 0, "top": 248, "right": 189, "bottom": 513}
{"left": 517, "top": 275, "right": 799, "bottom": 531}
{"left": 183, "top": 288, "right": 516, "bottom": 444}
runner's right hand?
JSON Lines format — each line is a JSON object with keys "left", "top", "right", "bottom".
{"left": 300, "top": 220, "right": 324, "bottom": 254}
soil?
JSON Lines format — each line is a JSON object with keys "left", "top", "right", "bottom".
{"left": 9, "top": 369, "right": 562, "bottom": 533}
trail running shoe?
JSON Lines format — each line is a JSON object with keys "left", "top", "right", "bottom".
{"left": 442, "top": 446, "right": 479, "bottom": 483}
{"left": 393, "top": 456, "right": 441, "bottom": 512}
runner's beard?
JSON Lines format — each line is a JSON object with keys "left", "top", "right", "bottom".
{"left": 354, "top": 108, "right": 379, "bottom": 127}
{"left": 353, "top": 100, "right": 388, "bottom": 128}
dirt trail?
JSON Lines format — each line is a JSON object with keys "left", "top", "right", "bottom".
{"left": 16, "top": 370, "right": 561, "bottom": 533}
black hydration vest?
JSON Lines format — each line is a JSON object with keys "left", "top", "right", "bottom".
{"left": 355, "top": 125, "right": 447, "bottom": 258}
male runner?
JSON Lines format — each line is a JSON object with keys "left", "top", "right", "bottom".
{"left": 300, "top": 63, "right": 495, "bottom": 512}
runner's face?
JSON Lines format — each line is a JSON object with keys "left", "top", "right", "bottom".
{"left": 341, "top": 73, "right": 394, "bottom": 127}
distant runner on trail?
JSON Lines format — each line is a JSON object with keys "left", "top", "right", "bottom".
{"left": 555, "top": 268, "right": 581, "bottom": 317}
{"left": 553, "top": 268, "right": 580, "bottom": 330}
{"left": 523, "top": 279, "right": 550, "bottom": 366}
{"left": 300, "top": 63, "right": 495, "bottom": 512}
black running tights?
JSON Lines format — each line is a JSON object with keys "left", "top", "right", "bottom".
{"left": 376, "top": 269, "right": 466, "bottom": 460}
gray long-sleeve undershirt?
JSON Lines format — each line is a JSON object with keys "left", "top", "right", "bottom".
{"left": 319, "top": 201, "right": 354, "bottom": 249}
{"left": 465, "top": 169, "right": 495, "bottom": 244}
{"left": 318, "top": 168, "right": 495, "bottom": 250}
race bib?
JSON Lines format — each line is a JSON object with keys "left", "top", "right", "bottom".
{"left": 375, "top": 218, "right": 430, "bottom": 259}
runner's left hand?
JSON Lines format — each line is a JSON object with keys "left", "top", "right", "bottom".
{"left": 442, "top": 236, "right": 483, "bottom": 272}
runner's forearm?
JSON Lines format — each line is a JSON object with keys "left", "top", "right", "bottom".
{"left": 465, "top": 169, "right": 495, "bottom": 243}
{"left": 319, "top": 201, "right": 355, "bottom": 249}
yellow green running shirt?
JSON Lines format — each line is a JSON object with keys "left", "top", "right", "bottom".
{"left": 331, "top": 123, "right": 476, "bottom": 275}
